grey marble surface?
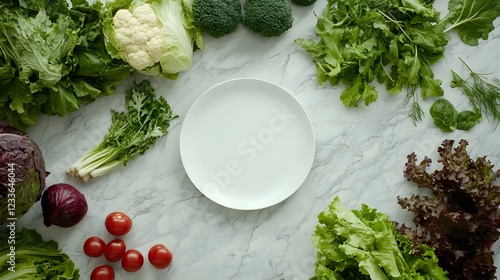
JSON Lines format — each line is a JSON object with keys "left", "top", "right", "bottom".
{"left": 16, "top": 1, "right": 500, "bottom": 279}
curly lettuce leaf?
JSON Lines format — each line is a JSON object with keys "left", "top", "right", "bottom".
{"left": 398, "top": 139, "right": 500, "bottom": 280}
{"left": 311, "top": 196, "right": 448, "bottom": 280}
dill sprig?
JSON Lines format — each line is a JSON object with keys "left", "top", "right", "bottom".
{"left": 451, "top": 58, "right": 500, "bottom": 127}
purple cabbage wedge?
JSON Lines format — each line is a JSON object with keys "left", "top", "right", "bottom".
{"left": 0, "top": 122, "right": 49, "bottom": 224}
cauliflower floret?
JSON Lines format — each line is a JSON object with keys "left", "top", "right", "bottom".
{"left": 113, "top": 9, "right": 133, "bottom": 28}
{"left": 146, "top": 36, "right": 168, "bottom": 60}
{"left": 127, "top": 50, "right": 154, "bottom": 70}
{"left": 112, "top": 3, "right": 167, "bottom": 70}
{"left": 132, "top": 4, "right": 159, "bottom": 27}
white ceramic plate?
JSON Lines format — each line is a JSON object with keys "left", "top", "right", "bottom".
{"left": 179, "top": 78, "right": 315, "bottom": 210}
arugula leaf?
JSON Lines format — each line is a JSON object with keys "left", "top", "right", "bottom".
{"left": 311, "top": 196, "right": 448, "bottom": 280}
{"left": 445, "top": 0, "right": 500, "bottom": 46}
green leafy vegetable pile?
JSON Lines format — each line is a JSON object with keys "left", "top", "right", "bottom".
{"left": 295, "top": 0, "right": 449, "bottom": 123}
{"left": 66, "top": 80, "right": 177, "bottom": 182}
{"left": 397, "top": 139, "right": 500, "bottom": 280}
{"left": 310, "top": 196, "right": 448, "bottom": 279}
{"left": 0, "top": 228, "right": 80, "bottom": 279}
{"left": 0, "top": 0, "right": 133, "bottom": 131}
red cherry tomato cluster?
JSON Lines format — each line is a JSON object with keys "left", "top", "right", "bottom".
{"left": 83, "top": 212, "right": 173, "bottom": 280}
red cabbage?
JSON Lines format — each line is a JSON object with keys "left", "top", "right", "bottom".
{"left": 0, "top": 121, "right": 48, "bottom": 224}
{"left": 41, "top": 183, "right": 88, "bottom": 228}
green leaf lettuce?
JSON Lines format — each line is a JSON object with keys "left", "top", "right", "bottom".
{"left": 0, "top": 0, "right": 133, "bottom": 130}
{"left": 0, "top": 228, "right": 80, "bottom": 279}
{"left": 311, "top": 196, "right": 448, "bottom": 280}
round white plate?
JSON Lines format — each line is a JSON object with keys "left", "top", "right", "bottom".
{"left": 179, "top": 78, "right": 315, "bottom": 210}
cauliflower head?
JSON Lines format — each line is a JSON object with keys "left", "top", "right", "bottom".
{"left": 113, "top": 4, "right": 167, "bottom": 70}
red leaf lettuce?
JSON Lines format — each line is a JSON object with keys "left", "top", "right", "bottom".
{"left": 397, "top": 139, "right": 500, "bottom": 280}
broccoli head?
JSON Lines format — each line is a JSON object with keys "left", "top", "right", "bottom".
{"left": 242, "top": 0, "right": 293, "bottom": 37}
{"left": 192, "top": 0, "right": 242, "bottom": 38}
{"left": 291, "top": 0, "right": 317, "bottom": 6}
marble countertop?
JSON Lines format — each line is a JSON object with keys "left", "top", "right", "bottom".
{"left": 16, "top": 1, "right": 500, "bottom": 279}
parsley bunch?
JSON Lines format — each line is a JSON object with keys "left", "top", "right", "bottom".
{"left": 295, "top": 0, "right": 449, "bottom": 123}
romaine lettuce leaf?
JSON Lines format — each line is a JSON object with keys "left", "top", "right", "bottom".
{"left": 0, "top": 228, "right": 80, "bottom": 279}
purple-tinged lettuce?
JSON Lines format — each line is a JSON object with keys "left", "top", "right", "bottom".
{"left": 397, "top": 139, "right": 500, "bottom": 280}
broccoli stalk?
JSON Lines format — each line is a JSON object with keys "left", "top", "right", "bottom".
{"left": 66, "top": 80, "right": 177, "bottom": 182}
{"left": 192, "top": 0, "right": 242, "bottom": 38}
{"left": 242, "top": 0, "right": 293, "bottom": 37}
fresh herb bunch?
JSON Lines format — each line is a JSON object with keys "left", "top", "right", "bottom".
{"left": 295, "top": 0, "right": 449, "bottom": 124}
{"left": 66, "top": 80, "right": 177, "bottom": 182}
{"left": 451, "top": 58, "right": 500, "bottom": 128}
{"left": 397, "top": 139, "right": 500, "bottom": 280}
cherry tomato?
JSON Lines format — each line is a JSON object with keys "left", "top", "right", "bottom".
{"left": 83, "top": 236, "right": 106, "bottom": 257}
{"left": 105, "top": 212, "right": 132, "bottom": 236}
{"left": 121, "top": 249, "right": 144, "bottom": 272}
{"left": 104, "top": 239, "right": 126, "bottom": 262}
{"left": 90, "top": 265, "right": 114, "bottom": 280}
{"left": 148, "top": 244, "right": 173, "bottom": 269}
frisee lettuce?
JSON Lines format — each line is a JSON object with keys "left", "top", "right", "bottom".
{"left": 397, "top": 139, "right": 500, "bottom": 280}
{"left": 311, "top": 196, "right": 448, "bottom": 280}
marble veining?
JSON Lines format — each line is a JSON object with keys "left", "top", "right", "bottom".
{"left": 13, "top": 0, "right": 500, "bottom": 279}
